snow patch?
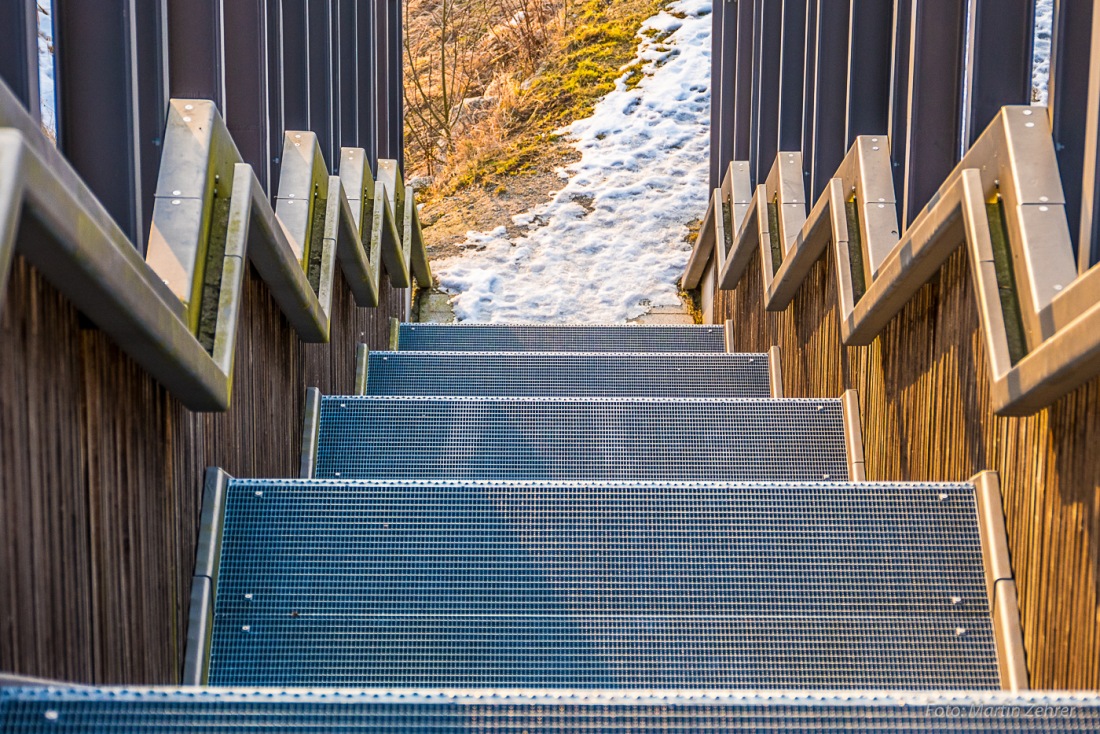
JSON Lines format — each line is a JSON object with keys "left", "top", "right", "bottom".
{"left": 1032, "top": 0, "right": 1053, "bottom": 105}
{"left": 434, "top": 0, "right": 713, "bottom": 323}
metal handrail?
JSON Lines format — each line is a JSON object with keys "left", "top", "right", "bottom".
{"left": 687, "top": 106, "right": 1100, "bottom": 416}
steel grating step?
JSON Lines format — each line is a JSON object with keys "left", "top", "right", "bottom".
{"left": 198, "top": 479, "right": 998, "bottom": 689}
{"left": 397, "top": 323, "right": 727, "bottom": 352}
{"left": 315, "top": 396, "right": 848, "bottom": 481}
{"left": 365, "top": 351, "right": 771, "bottom": 397}
{"left": 6, "top": 689, "right": 1100, "bottom": 732}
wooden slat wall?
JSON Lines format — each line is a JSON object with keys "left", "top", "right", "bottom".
{"left": 0, "top": 255, "right": 404, "bottom": 684}
{"left": 713, "top": 245, "right": 1100, "bottom": 690}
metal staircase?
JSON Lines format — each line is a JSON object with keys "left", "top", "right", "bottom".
{"left": 3, "top": 323, "right": 1100, "bottom": 730}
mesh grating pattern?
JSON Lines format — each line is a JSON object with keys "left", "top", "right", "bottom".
{"left": 6, "top": 689, "right": 1100, "bottom": 731}
{"left": 398, "top": 323, "right": 726, "bottom": 352}
{"left": 315, "top": 397, "right": 848, "bottom": 481}
{"left": 366, "top": 352, "right": 771, "bottom": 397}
{"left": 205, "top": 480, "right": 998, "bottom": 688}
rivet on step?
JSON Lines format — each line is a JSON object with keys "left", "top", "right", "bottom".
{"left": 1053, "top": 284, "right": 1063, "bottom": 291}
{"left": 172, "top": 190, "right": 181, "bottom": 196}
{"left": 182, "top": 116, "right": 191, "bottom": 122}
{"left": 184, "top": 104, "right": 194, "bottom": 111}
{"left": 171, "top": 199, "right": 181, "bottom": 206}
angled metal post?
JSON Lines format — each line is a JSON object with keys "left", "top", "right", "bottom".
{"left": 354, "top": 343, "right": 370, "bottom": 395}
{"left": 183, "top": 467, "right": 231, "bottom": 685}
{"left": 840, "top": 389, "right": 866, "bottom": 481}
{"left": 767, "top": 345, "right": 783, "bottom": 397}
{"left": 972, "top": 471, "right": 1029, "bottom": 691}
{"left": 300, "top": 387, "right": 322, "bottom": 478}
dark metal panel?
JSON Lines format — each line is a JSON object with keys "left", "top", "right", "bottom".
{"left": 887, "top": 0, "right": 911, "bottom": 218}
{"left": 807, "top": 0, "right": 850, "bottom": 199}
{"left": 132, "top": 2, "right": 169, "bottom": 249}
{"left": 307, "top": 0, "right": 335, "bottom": 168}
{"left": 800, "top": 1, "right": 817, "bottom": 169}
{"left": 374, "top": 0, "right": 404, "bottom": 167}
{"left": 1048, "top": 0, "right": 1096, "bottom": 266}
{"left": 778, "top": 0, "right": 806, "bottom": 152}
{"left": 846, "top": 0, "right": 893, "bottom": 145}
{"left": 709, "top": 0, "right": 726, "bottom": 188}
{"left": 53, "top": 0, "right": 166, "bottom": 250}
{"left": 1080, "top": 9, "right": 1100, "bottom": 270}
{"left": 223, "top": 0, "right": 272, "bottom": 188}
{"left": 750, "top": 0, "right": 782, "bottom": 183}
{"left": 0, "top": 0, "right": 41, "bottom": 120}
{"left": 338, "top": 0, "right": 358, "bottom": 147}
{"left": 706, "top": 1, "right": 738, "bottom": 188}
{"left": 963, "top": 0, "right": 1034, "bottom": 148}
{"left": 732, "top": 0, "right": 755, "bottom": 163}
{"left": 899, "top": 0, "right": 966, "bottom": 226}
{"left": 165, "top": 0, "right": 224, "bottom": 108}
{"left": 355, "top": 0, "right": 377, "bottom": 168}
{"left": 281, "top": 0, "right": 310, "bottom": 132}
{"left": 267, "top": 0, "right": 286, "bottom": 196}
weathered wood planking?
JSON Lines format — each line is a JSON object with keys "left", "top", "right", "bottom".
{"left": 714, "top": 245, "right": 1100, "bottom": 690}
{"left": 1, "top": 255, "right": 404, "bottom": 684}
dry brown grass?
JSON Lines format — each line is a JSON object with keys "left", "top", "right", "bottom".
{"left": 404, "top": 0, "right": 668, "bottom": 200}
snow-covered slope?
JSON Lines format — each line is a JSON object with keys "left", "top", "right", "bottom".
{"left": 435, "top": 0, "right": 713, "bottom": 323}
